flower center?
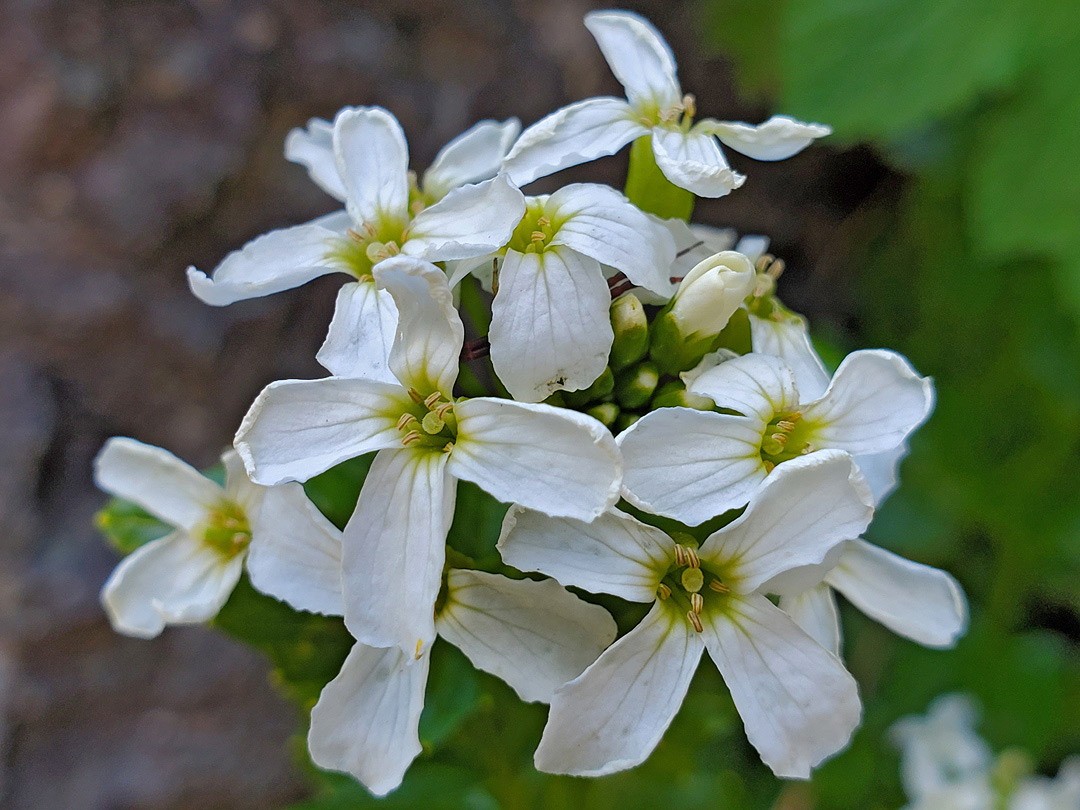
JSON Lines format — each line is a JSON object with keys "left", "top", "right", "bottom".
{"left": 657, "top": 539, "right": 731, "bottom": 633}
{"left": 507, "top": 202, "right": 561, "bottom": 254}
{"left": 326, "top": 217, "right": 409, "bottom": 279}
{"left": 202, "top": 500, "right": 251, "bottom": 559}
{"left": 397, "top": 388, "right": 458, "bottom": 453}
{"left": 650, "top": 93, "right": 696, "bottom": 133}
{"left": 760, "top": 411, "right": 814, "bottom": 471}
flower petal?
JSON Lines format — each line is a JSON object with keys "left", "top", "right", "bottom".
{"left": 451, "top": 397, "right": 621, "bottom": 520}
{"left": 701, "top": 592, "right": 861, "bottom": 778}
{"left": 651, "top": 126, "right": 745, "bottom": 198}
{"left": 583, "top": 10, "right": 682, "bottom": 111}
{"left": 534, "top": 602, "right": 703, "bottom": 777}
{"left": 489, "top": 247, "right": 613, "bottom": 402}
{"left": 342, "top": 448, "right": 455, "bottom": 657}
{"left": 779, "top": 584, "right": 842, "bottom": 658}
{"left": 333, "top": 106, "right": 410, "bottom": 225}
{"left": 94, "top": 437, "right": 222, "bottom": 531}
{"left": 708, "top": 115, "right": 832, "bottom": 161}
{"left": 665, "top": 219, "right": 737, "bottom": 279}
{"left": 234, "top": 378, "right": 407, "bottom": 486}
{"left": 404, "top": 174, "right": 526, "bottom": 262}
{"left": 748, "top": 311, "right": 831, "bottom": 401}
{"left": 688, "top": 352, "right": 799, "bottom": 422}
{"left": 853, "top": 443, "right": 908, "bottom": 506}
{"left": 308, "top": 642, "right": 429, "bottom": 797}
{"left": 421, "top": 118, "right": 521, "bottom": 200}
{"left": 284, "top": 116, "right": 347, "bottom": 201}
{"left": 436, "top": 569, "right": 616, "bottom": 703}
{"left": 497, "top": 506, "right": 672, "bottom": 603}
{"left": 316, "top": 279, "right": 399, "bottom": 383}
{"left": 617, "top": 408, "right": 766, "bottom": 526}
{"left": 827, "top": 539, "right": 968, "bottom": 648}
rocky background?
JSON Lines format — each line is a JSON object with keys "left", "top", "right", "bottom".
{"left": 0, "top": 1, "right": 885, "bottom": 807}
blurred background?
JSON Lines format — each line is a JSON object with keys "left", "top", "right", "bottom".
{"left": 1, "top": 0, "right": 1078, "bottom": 808}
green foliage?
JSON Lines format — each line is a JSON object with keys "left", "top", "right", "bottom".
{"left": 95, "top": 497, "right": 171, "bottom": 553}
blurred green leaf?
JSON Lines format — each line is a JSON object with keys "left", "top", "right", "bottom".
{"left": 289, "top": 763, "right": 498, "bottom": 810}
{"left": 304, "top": 454, "right": 375, "bottom": 530}
{"left": 94, "top": 497, "right": 172, "bottom": 553}
{"left": 419, "top": 641, "right": 482, "bottom": 749}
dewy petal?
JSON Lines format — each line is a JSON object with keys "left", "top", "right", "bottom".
{"left": 373, "top": 256, "right": 464, "bottom": 395}
{"left": 826, "top": 539, "right": 968, "bottom": 648}
{"left": 534, "top": 602, "right": 704, "bottom": 777}
{"left": 689, "top": 352, "right": 800, "bottom": 423}
{"left": 497, "top": 506, "right": 673, "bottom": 603}
{"left": 701, "top": 592, "right": 861, "bottom": 779}
{"left": 501, "top": 97, "right": 647, "bottom": 187}
{"left": 246, "top": 482, "right": 345, "bottom": 617}
{"left": 234, "top": 378, "right": 407, "bottom": 486}
{"left": 583, "top": 10, "right": 682, "bottom": 111}
{"left": 709, "top": 114, "right": 832, "bottom": 161}
{"left": 308, "top": 642, "right": 429, "bottom": 797}
{"left": 404, "top": 175, "right": 526, "bottom": 262}
{"left": 617, "top": 408, "right": 766, "bottom": 525}
{"left": 489, "top": 247, "right": 613, "bottom": 402}
{"left": 853, "top": 443, "right": 908, "bottom": 506}
{"left": 779, "top": 584, "right": 843, "bottom": 658}
{"left": 748, "top": 312, "right": 831, "bottom": 401}
{"left": 316, "top": 279, "right": 399, "bottom": 383}
{"left": 451, "top": 397, "right": 621, "bottom": 520}
{"left": 342, "top": 448, "right": 455, "bottom": 656}
{"left": 333, "top": 106, "right": 410, "bottom": 225}
{"left": 421, "top": 118, "right": 521, "bottom": 200}
{"left": 699, "top": 451, "right": 874, "bottom": 593}
{"left": 94, "top": 437, "right": 223, "bottom": 531}
{"left": 651, "top": 125, "right": 746, "bottom": 198}
{"left": 435, "top": 569, "right": 617, "bottom": 703}
{"left": 284, "top": 116, "right": 347, "bottom": 201}
{"left": 548, "top": 183, "right": 676, "bottom": 296}
{"left": 101, "top": 531, "right": 243, "bottom": 638}
{"left": 802, "top": 349, "right": 934, "bottom": 455}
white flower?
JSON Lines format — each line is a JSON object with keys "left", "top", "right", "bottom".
{"left": 501, "top": 10, "right": 830, "bottom": 197}
{"left": 667, "top": 250, "right": 756, "bottom": 339}
{"left": 620, "top": 349, "right": 934, "bottom": 525}
{"left": 95, "top": 438, "right": 345, "bottom": 638}
{"left": 1009, "top": 758, "right": 1080, "bottom": 810}
{"left": 308, "top": 569, "right": 616, "bottom": 796}
{"left": 234, "top": 256, "right": 623, "bottom": 657}
{"left": 498, "top": 451, "right": 873, "bottom": 778}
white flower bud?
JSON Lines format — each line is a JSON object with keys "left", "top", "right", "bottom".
{"left": 668, "top": 251, "right": 756, "bottom": 339}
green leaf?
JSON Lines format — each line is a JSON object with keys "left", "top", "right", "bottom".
{"left": 446, "top": 481, "right": 508, "bottom": 566}
{"left": 418, "top": 641, "right": 483, "bottom": 749}
{"left": 303, "top": 454, "right": 375, "bottom": 530}
{"left": 94, "top": 497, "right": 172, "bottom": 553}
{"left": 289, "top": 763, "right": 498, "bottom": 810}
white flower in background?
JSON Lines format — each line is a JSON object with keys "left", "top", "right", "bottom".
{"left": 234, "top": 256, "right": 622, "bottom": 658}
{"left": 498, "top": 451, "right": 873, "bottom": 778}
{"left": 95, "top": 438, "right": 344, "bottom": 638}
{"left": 187, "top": 107, "right": 525, "bottom": 382}
{"left": 501, "top": 10, "right": 830, "bottom": 196}
{"left": 309, "top": 569, "right": 616, "bottom": 796}
{"left": 1009, "top": 758, "right": 1080, "bottom": 810}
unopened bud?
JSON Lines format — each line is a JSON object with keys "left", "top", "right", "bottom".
{"left": 586, "top": 402, "right": 620, "bottom": 427}
{"left": 668, "top": 251, "right": 756, "bottom": 341}
{"left": 563, "top": 367, "right": 615, "bottom": 407}
{"left": 614, "top": 362, "right": 658, "bottom": 409}
{"left": 609, "top": 293, "right": 649, "bottom": 371}
{"left": 650, "top": 381, "right": 714, "bottom": 411}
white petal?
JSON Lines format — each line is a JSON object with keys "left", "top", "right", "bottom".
{"left": 421, "top": 118, "right": 521, "bottom": 200}
{"left": 803, "top": 349, "right": 934, "bottom": 455}
{"left": 827, "top": 539, "right": 967, "bottom": 648}
{"left": 333, "top": 106, "right": 410, "bottom": 225}
{"left": 780, "top": 584, "right": 842, "bottom": 658}
{"left": 534, "top": 602, "right": 703, "bottom": 777}
{"left": 451, "top": 397, "right": 621, "bottom": 520}
{"left": 308, "top": 643, "right": 429, "bottom": 797}
{"left": 734, "top": 234, "right": 770, "bottom": 261}
{"left": 666, "top": 219, "right": 737, "bottom": 279}
{"left": 748, "top": 312, "right": 831, "bottom": 401}
{"left": 548, "top": 183, "right": 676, "bottom": 296}
{"left": 436, "top": 569, "right": 616, "bottom": 703}
{"left": 501, "top": 97, "right": 647, "bottom": 187}
{"left": 699, "top": 451, "right": 874, "bottom": 592}
{"left": 94, "top": 437, "right": 222, "bottom": 531}
{"left": 853, "top": 443, "right": 908, "bottom": 506}
{"left": 373, "top": 256, "right": 464, "bottom": 395}
{"left": 101, "top": 531, "right": 243, "bottom": 638}
{"left": 688, "top": 351, "right": 799, "bottom": 422}
{"left": 617, "top": 408, "right": 766, "bottom": 525}
{"left": 489, "top": 247, "right": 613, "bottom": 402}
{"left": 284, "top": 116, "right": 347, "bottom": 201}
{"left": 342, "top": 448, "right": 455, "bottom": 656}
{"left": 246, "top": 482, "right": 345, "bottom": 616}
{"left": 497, "top": 506, "right": 673, "bottom": 603}
{"left": 222, "top": 447, "right": 263, "bottom": 514}
{"left": 404, "top": 175, "right": 526, "bottom": 262}
{"left": 651, "top": 126, "right": 745, "bottom": 198}
{"left": 234, "top": 378, "right": 407, "bottom": 486}
{"left": 701, "top": 592, "right": 861, "bottom": 778}
{"left": 316, "top": 280, "right": 399, "bottom": 383}
{"left": 709, "top": 115, "right": 832, "bottom": 161}
{"left": 583, "top": 10, "right": 682, "bottom": 111}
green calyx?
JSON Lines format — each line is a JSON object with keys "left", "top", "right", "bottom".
{"left": 202, "top": 501, "right": 252, "bottom": 559}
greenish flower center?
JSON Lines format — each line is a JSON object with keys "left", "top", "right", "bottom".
{"left": 396, "top": 388, "right": 459, "bottom": 452}
{"left": 507, "top": 201, "right": 563, "bottom": 254}
{"left": 202, "top": 500, "right": 251, "bottom": 559}
{"left": 760, "top": 410, "right": 815, "bottom": 471}
{"left": 657, "top": 536, "right": 734, "bottom": 632}
{"left": 326, "top": 217, "right": 410, "bottom": 279}
{"left": 646, "top": 93, "right": 697, "bottom": 134}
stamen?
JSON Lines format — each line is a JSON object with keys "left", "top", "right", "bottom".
{"left": 410, "top": 200, "right": 426, "bottom": 216}
{"left": 531, "top": 230, "right": 546, "bottom": 244}
{"left": 776, "top": 419, "right": 796, "bottom": 433}
{"left": 424, "top": 392, "right": 442, "bottom": 409}
{"left": 231, "top": 532, "right": 247, "bottom": 548}
{"left": 682, "top": 93, "right": 696, "bottom": 118}
{"left": 384, "top": 241, "right": 400, "bottom": 256}
{"left": 801, "top": 444, "right": 814, "bottom": 455}
{"left": 674, "top": 545, "right": 687, "bottom": 566}
{"left": 442, "top": 441, "right": 454, "bottom": 453}
{"left": 435, "top": 402, "right": 454, "bottom": 419}
{"left": 763, "top": 459, "right": 775, "bottom": 473}
{"left": 536, "top": 215, "right": 551, "bottom": 228}
{"left": 709, "top": 579, "right": 730, "bottom": 594}
{"left": 396, "top": 413, "right": 418, "bottom": 431}
{"left": 687, "top": 610, "right": 703, "bottom": 633}
{"left": 347, "top": 228, "right": 364, "bottom": 243}
{"left": 690, "top": 592, "right": 704, "bottom": 615}
{"left": 421, "top": 411, "right": 445, "bottom": 434}
{"left": 401, "top": 430, "right": 422, "bottom": 447}
{"left": 415, "top": 639, "right": 423, "bottom": 660}
{"left": 685, "top": 547, "right": 700, "bottom": 569}
{"left": 657, "top": 583, "right": 672, "bottom": 600}
{"left": 407, "top": 388, "right": 424, "bottom": 404}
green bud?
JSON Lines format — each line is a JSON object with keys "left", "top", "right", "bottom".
{"left": 609, "top": 293, "right": 649, "bottom": 371}
{"left": 586, "top": 402, "right": 620, "bottom": 427}
{"left": 614, "top": 361, "right": 659, "bottom": 409}
{"left": 651, "top": 380, "right": 714, "bottom": 411}
{"left": 615, "top": 413, "right": 640, "bottom": 432}
{"left": 563, "top": 367, "right": 615, "bottom": 407}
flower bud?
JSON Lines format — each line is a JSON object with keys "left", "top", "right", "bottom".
{"left": 609, "top": 293, "right": 649, "bottom": 371}
{"left": 586, "top": 402, "right": 620, "bottom": 427}
{"left": 668, "top": 251, "right": 756, "bottom": 340}
{"left": 614, "top": 362, "right": 659, "bottom": 409}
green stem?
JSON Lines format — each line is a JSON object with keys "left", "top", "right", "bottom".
{"left": 459, "top": 274, "right": 492, "bottom": 335}
{"left": 624, "top": 135, "right": 695, "bottom": 221}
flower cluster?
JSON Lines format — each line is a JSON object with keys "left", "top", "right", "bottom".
{"left": 93, "top": 8, "right": 969, "bottom": 798}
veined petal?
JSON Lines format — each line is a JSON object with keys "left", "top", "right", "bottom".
{"left": 436, "top": 570, "right": 617, "bottom": 703}
{"left": 284, "top": 116, "right": 347, "bottom": 201}
{"left": 451, "top": 397, "right": 621, "bottom": 520}
{"left": 618, "top": 408, "right": 766, "bottom": 526}
{"left": 501, "top": 97, "right": 647, "bottom": 187}
{"left": 779, "top": 584, "right": 842, "bottom": 658}
{"left": 422, "top": 119, "right": 521, "bottom": 200}
{"left": 701, "top": 593, "right": 861, "bottom": 779}
{"left": 222, "top": 447, "right": 263, "bottom": 516}
{"left": 651, "top": 126, "right": 745, "bottom": 198}
{"left": 316, "top": 280, "right": 399, "bottom": 383}
{"left": 333, "top": 106, "right": 410, "bottom": 225}
{"left": 246, "top": 482, "right": 345, "bottom": 616}
{"left": 583, "top": 10, "right": 681, "bottom": 111}
{"left": 748, "top": 312, "right": 830, "bottom": 401}
{"left": 489, "top": 247, "right": 613, "bottom": 402}
{"left": 404, "top": 175, "right": 526, "bottom": 262}
{"left": 101, "top": 531, "right": 243, "bottom": 638}
{"left": 688, "top": 352, "right": 799, "bottom": 422}
{"left": 665, "top": 218, "right": 737, "bottom": 279}
{"left": 853, "top": 443, "right": 908, "bottom": 506}
{"left": 802, "top": 350, "right": 934, "bottom": 455}
{"left": 308, "top": 643, "right": 429, "bottom": 797}
{"left": 826, "top": 539, "right": 967, "bottom": 648}
{"left": 497, "top": 506, "right": 673, "bottom": 602}
{"left": 234, "top": 378, "right": 407, "bottom": 486}
{"left": 708, "top": 115, "right": 832, "bottom": 161}
{"left": 94, "top": 437, "right": 222, "bottom": 531}
{"left": 342, "top": 448, "right": 455, "bottom": 656}
{"left": 534, "top": 602, "right": 704, "bottom": 777}
{"left": 734, "top": 234, "right": 770, "bottom": 261}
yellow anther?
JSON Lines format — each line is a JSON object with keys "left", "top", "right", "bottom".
{"left": 435, "top": 402, "right": 454, "bottom": 419}
{"left": 763, "top": 459, "right": 776, "bottom": 473}
{"left": 410, "top": 200, "right": 426, "bottom": 216}
{"left": 771, "top": 432, "right": 789, "bottom": 446}
{"left": 685, "top": 547, "right": 700, "bottom": 569}
{"left": 421, "top": 411, "right": 445, "bottom": 434}
{"left": 682, "top": 93, "right": 696, "bottom": 118}
{"left": 687, "top": 610, "right": 703, "bottom": 633}
{"left": 536, "top": 215, "right": 551, "bottom": 228}
{"left": 407, "top": 388, "right": 424, "bottom": 404}
{"left": 401, "top": 430, "right": 422, "bottom": 447}
{"left": 709, "top": 579, "right": 730, "bottom": 594}
{"left": 346, "top": 228, "right": 364, "bottom": 243}
{"left": 690, "top": 592, "right": 704, "bottom": 615}
{"left": 801, "top": 444, "right": 814, "bottom": 455}
{"left": 396, "top": 413, "right": 418, "bottom": 431}
{"left": 424, "top": 391, "right": 442, "bottom": 408}
{"left": 415, "top": 639, "right": 423, "bottom": 660}
{"left": 531, "top": 230, "right": 546, "bottom": 243}
{"left": 674, "top": 545, "right": 687, "bottom": 566}
{"left": 384, "top": 241, "right": 400, "bottom": 256}
{"left": 681, "top": 567, "right": 704, "bottom": 593}
{"left": 657, "top": 583, "right": 672, "bottom": 600}
{"left": 442, "top": 441, "right": 455, "bottom": 453}
{"left": 776, "top": 420, "right": 796, "bottom": 433}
